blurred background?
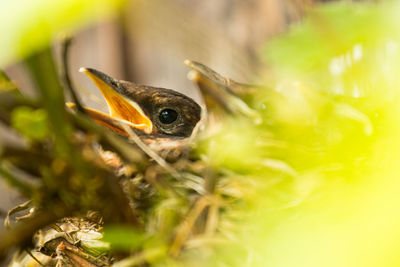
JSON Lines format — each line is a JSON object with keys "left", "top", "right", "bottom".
{"left": 5, "top": 0, "right": 326, "bottom": 107}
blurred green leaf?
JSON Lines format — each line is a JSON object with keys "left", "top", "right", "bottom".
{"left": 102, "top": 226, "right": 145, "bottom": 250}
{"left": 264, "top": 2, "right": 400, "bottom": 83}
{"left": 0, "top": 0, "right": 125, "bottom": 67}
{"left": 223, "top": 2, "right": 400, "bottom": 267}
{"left": 11, "top": 106, "right": 49, "bottom": 141}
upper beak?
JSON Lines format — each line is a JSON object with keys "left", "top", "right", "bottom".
{"left": 77, "top": 68, "right": 153, "bottom": 135}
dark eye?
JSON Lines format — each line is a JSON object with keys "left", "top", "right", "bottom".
{"left": 159, "top": 109, "right": 178, "bottom": 124}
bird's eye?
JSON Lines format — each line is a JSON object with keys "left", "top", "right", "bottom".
{"left": 159, "top": 108, "right": 178, "bottom": 124}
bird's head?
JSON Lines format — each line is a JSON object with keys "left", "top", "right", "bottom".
{"left": 75, "top": 68, "right": 201, "bottom": 138}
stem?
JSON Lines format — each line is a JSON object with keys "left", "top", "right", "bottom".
{"left": 60, "top": 37, "right": 86, "bottom": 114}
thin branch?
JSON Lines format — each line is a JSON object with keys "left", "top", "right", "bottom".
{"left": 60, "top": 37, "right": 86, "bottom": 114}
{"left": 25, "top": 47, "right": 72, "bottom": 158}
{"left": 204, "top": 200, "right": 220, "bottom": 236}
{"left": 4, "top": 200, "right": 32, "bottom": 229}
{"left": 119, "top": 122, "right": 183, "bottom": 181}
{"left": 169, "top": 195, "right": 212, "bottom": 257}
{"left": 26, "top": 249, "right": 44, "bottom": 266}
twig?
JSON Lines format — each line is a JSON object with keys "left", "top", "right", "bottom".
{"left": 25, "top": 47, "right": 72, "bottom": 159}
{"left": 203, "top": 165, "right": 217, "bottom": 194}
{"left": 118, "top": 123, "right": 183, "bottom": 181}
{"left": 169, "top": 195, "right": 212, "bottom": 257}
{"left": 204, "top": 200, "right": 219, "bottom": 236}
{"left": 4, "top": 200, "right": 32, "bottom": 229}
{"left": 60, "top": 37, "right": 86, "bottom": 114}
{"left": 49, "top": 238, "right": 111, "bottom": 266}
{"left": 25, "top": 249, "right": 44, "bottom": 266}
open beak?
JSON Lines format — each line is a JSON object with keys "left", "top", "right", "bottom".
{"left": 76, "top": 68, "right": 153, "bottom": 135}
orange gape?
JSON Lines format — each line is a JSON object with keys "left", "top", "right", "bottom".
{"left": 95, "top": 119, "right": 128, "bottom": 136}
{"left": 110, "top": 95, "right": 150, "bottom": 128}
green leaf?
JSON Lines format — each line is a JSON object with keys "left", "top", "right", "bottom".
{"left": 264, "top": 2, "right": 400, "bottom": 82}
{"left": 11, "top": 106, "right": 49, "bottom": 141}
{"left": 0, "top": 0, "right": 126, "bottom": 67}
{"left": 102, "top": 225, "right": 145, "bottom": 250}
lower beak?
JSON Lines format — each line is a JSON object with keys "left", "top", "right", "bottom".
{"left": 78, "top": 68, "right": 153, "bottom": 135}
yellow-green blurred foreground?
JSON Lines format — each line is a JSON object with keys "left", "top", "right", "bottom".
{"left": 202, "top": 2, "right": 400, "bottom": 266}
